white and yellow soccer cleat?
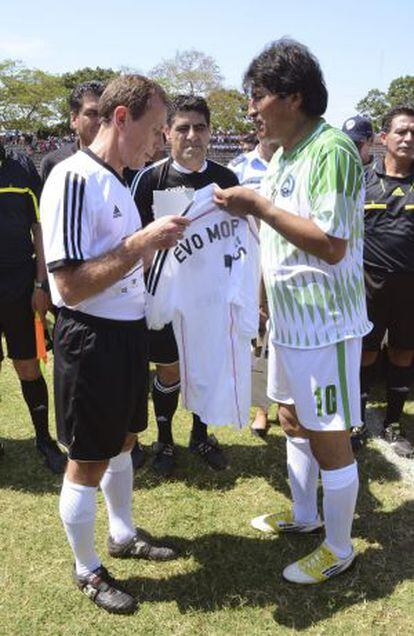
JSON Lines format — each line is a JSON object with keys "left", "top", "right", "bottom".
{"left": 282, "top": 542, "right": 356, "bottom": 584}
{"left": 251, "top": 511, "right": 323, "bottom": 534}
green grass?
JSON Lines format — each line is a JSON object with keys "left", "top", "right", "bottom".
{"left": 0, "top": 357, "right": 413, "bottom": 635}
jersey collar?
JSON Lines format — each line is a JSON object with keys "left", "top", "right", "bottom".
{"left": 82, "top": 148, "right": 127, "bottom": 186}
{"left": 171, "top": 159, "right": 208, "bottom": 174}
{"left": 372, "top": 156, "right": 414, "bottom": 180}
{"left": 248, "top": 146, "right": 268, "bottom": 167}
{"left": 281, "top": 118, "right": 326, "bottom": 162}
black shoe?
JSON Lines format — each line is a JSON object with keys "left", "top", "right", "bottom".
{"left": 189, "top": 434, "right": 228, "bottom": 470}
{"left": 250, "top": 424, "right": 271, "bottom": 439}
{"left": 152, "top": 442, "right": 176, "bottom": 477}
{"left": 131, "top": 441, "right": 146, "bottom": 471}
{"left": 382, "top": 423, "right": 414, "bottom": 458}
{"left": 350, "top": 423, "right": 369, "bottom": 452}
{"left": 108, "top": 527, "right": 178, "bottom": 561}
{"left": 74, "top": 565, "right": 137, "bottom": 614}
{"left": 36, "top": 437, "right": 67, "bottom": 474}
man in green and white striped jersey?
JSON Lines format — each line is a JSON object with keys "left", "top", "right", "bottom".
{"left": 215, "top": 38, "right": 372, "bottom": 585}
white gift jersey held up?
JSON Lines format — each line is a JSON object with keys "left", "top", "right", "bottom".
{"left": 146, "top": 183, "right": 260, "bottom": 428}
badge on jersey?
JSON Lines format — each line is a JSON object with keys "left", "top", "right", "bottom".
{"left": 280, "top": 174, "right": 295, "bottom": 197}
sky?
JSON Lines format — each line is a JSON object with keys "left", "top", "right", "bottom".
{"left": 1, "top": 0, "right": 413, "bottom": 127}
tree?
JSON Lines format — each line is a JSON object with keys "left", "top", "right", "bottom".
{"left": 61, "top": 66, "right": 117, "bottom": 91}
{"left": 356, "top": 88, "right": 388, "bottom": 130}
{"left": 58, "top": 67, "right": 118, "bottom": 130}
{"left": 357, "top": 76, "right": 414, "bottom": 130}
{"left": 207, "top": 88, "right": 251, "bottom": 133}
{"left": 149, "top": 49, "right": 223, "bottom": 96}
{"left": 0, "top": 59, "right": 66, "bottom": 132}
{"left": 388, "top": 76, "right": 414, "bottom": 107}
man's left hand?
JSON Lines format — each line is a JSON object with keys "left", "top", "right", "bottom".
{"left": 32, "top": 289, "right": 51, "bottom": 325}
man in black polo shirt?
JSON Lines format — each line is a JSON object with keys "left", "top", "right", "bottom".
{"left": 0, "top": 142, "right": 66, "bottom": 472}
{"left": 40, "top": 81, "right": 105, "bottom": 183}
{"left": 130, "top": 95, "right": 238, "bottom": 476}
{"left": 359, "top": 105, "right": 414, "bottom": 457}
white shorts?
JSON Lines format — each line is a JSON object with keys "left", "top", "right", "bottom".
{"left": 267, "top": 338, "right": 362, "bottom": 432}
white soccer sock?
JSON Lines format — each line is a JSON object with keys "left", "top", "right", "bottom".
{"left": 59, "top": 477, "right": 101, "bottom": 577}
{"left": 100, "top": 451, "right": 135, "bottom": 544}
{"left": 321, "top": 461, "right": 359, "bottom": 559}
{"left": 286, "top": 436, "right": 319, "bottom": 523}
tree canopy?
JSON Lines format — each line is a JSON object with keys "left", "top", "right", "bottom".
{"left": 61, "top": 67, "right": 117, "bottom": 91}
{"left": 149, "top": 49, "right": 223, "bottom": 96}
{"left": 357, "top": 76, "right": 414, "bottom": 130}
{"left": 0, "top": 59, "right": 66, "bottom": 132}
{"left": 207, "top": 88, "right": 250, "bottom": 134}
{"left": 0, "top": 62, "right": 119, "bottom": 134}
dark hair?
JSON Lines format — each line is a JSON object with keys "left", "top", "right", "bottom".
{"left": 242, "top": 132, "right": 258, "bottom": 145}
{"left": 243, "top": 38, "right": 328, "bottom": 117}
{"left": 167, "top": 94, "right": 210, "bottom": 127}
{"left": 69, "top": 81, "right": 106, "bottom": 114}
{"left": 382, "top": 105, "right": 414, "bottom": 132}
{"left": 354, "top": 139, "right": 374, "bottom": 156}
{"left": 99, "top": 74, "right": 168, "bottom": 122}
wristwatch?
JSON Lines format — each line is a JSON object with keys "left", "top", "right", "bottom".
{"left": 35, "top": 279, "right": 50, "bottom": 292}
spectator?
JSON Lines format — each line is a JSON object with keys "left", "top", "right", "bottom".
{"left": 40, "top": 81, "right": 105, "bottom": 183}
{"left": 228, "top": 131, "right": 278, "bottom": 437}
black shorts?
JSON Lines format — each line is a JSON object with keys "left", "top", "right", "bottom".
{"left": 54, "top": 308, "right": 149, "bottom": 461}
{"left": 148, "top": 322, "right": 179, "bottom": 365}
{"left": 363, "top": 268, "right": 414, "bottom": 351}
{"left": 0, "top": 290, "right": 36, "bottom": 360}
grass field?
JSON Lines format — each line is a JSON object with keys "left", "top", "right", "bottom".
{"left": 0, "top": 357, "right": 413, "bottom": 635}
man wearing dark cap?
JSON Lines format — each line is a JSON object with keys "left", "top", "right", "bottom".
{"left": 342, "top": 115, "right": 374, "bottom": 165}
{"left": 342, "top": 115, "right": 374, "bottom": 451}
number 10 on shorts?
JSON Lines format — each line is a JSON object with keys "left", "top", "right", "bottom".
{"left": 314, "top": 385, "right": 337, "bottom": 417}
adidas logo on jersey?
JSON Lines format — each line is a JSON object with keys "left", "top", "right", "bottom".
{"left": 113, "top": 205, "right": 122, "bottom": 218}
{"left": 392, "top": 186, "right": 405, "bottom": 197}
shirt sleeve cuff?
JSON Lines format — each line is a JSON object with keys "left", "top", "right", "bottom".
{"left": 47, "top": 258, "right": 84, "bottom": 273}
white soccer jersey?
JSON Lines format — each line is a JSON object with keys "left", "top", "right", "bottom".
{"left": 228, "top": 147, "right": 269, "bottom": 191}
{"left": 146, "top": 183, "right": 260, "bottom": 428}
{"left": 40, "top": 149, "right": 146, "bottom": 320}
{"left": 260, "top": 120, "right": 371, "bottom": 348}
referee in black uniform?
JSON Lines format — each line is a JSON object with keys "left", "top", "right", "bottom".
{"left": 360, "top": 105, "right": 414, "bottom": 458}
{"left": 0, "top": 142, "right": 66, "bottom": 472}
{"left": 130, "top": 95, "right": 238, "bottom": 476}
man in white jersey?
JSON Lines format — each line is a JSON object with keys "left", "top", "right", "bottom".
{"left": 41, "top": 75, "right": 188, "bottom": 614}
{"left": 215, "top": 38, "right": 371, "bottom": 585}
{"left": 229, "top": 130, "right": 278, "bottom": 436}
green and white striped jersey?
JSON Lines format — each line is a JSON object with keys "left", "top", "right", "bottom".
{"left": 260, "top": 119, "right": 371, "bottom": 349}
